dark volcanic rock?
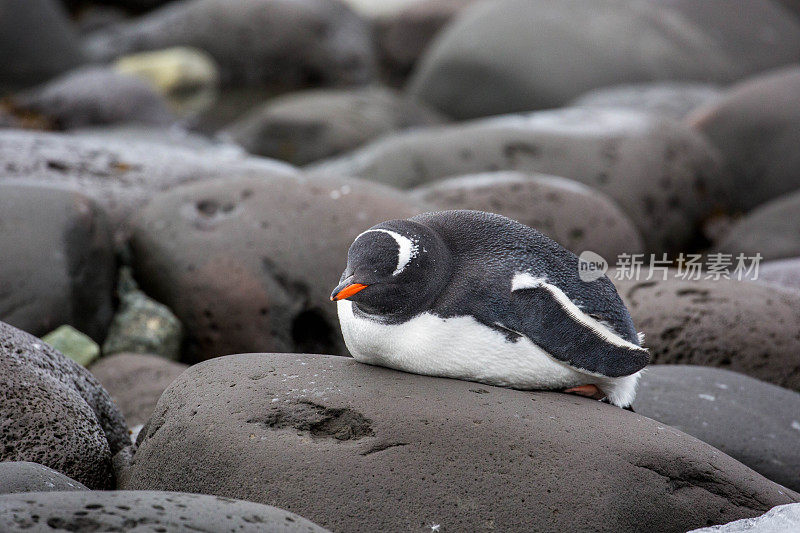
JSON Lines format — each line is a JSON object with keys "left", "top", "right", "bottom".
{"left": 634, "top": 365, "right": 800, "bottom": 492}
{"left": 410, "top": 171, "right": 645, "bottom": 258}
{"left": 689, "top": 66, "right": 800, "bottom": 212}
{"left": 408, "top": 0, "right": 800, "bottom": 119}
{"left": 310, "top": 107, "right": 727, "bottom": 252}
{"left": 8, "top": 66, "right": 174, "bottom": 130}
{"left": 0, "top": 0, "right": 85, "bottom": 88}
{"left": 89, "top": 353, "right": 188, "bottom": 427}
{"left": 221, "top": 86, "right": 447, "bottom": 166}
{"left": 0, "top": 321, "right": 129, "bottom": 489}
{"left": 714, "top": 189, "right": 800, "bottom": 261}
{"left": 124, "top": 353, "right": 798, "bottom": 532}
{"left": 0, "top": 129, "right": 297, "bottom": 243}
{"left": 616, "top": 278, "right": 800, "bottom": 392}
{"left": 130, "top": 176, "right": 426, "bottom": 361}
{"left": 0, "top": 462, "right": 88, "bottom": 494}
{"left": 571, "top": 82, "right": 722, "bottom": 119}
{"left": 0, "top": 490, "right": 331, "bottom": 532}
{"left": 83, "top": 0, "right": 376, "bottom": 88}
{"left": 0, "top": 184, "right": 115, "bottom": 340}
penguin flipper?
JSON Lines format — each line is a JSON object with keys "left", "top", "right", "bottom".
{"left": 508, "top": 274, "right": 649, "bottom": 377}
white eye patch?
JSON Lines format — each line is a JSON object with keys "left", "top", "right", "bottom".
{"left": 354, "top": 228, "right": 419, "bottom": 276}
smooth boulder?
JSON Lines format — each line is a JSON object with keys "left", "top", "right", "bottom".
{"left": 616, "top": 278, "right": 800, "bottom": 392}
{"left": 0, "top": 321, "right": 129, "bottom": 489}
{"left": 689, "top": 66, "right": 800, "bottom": 212}
{"left": 310, "top": 107, "right": 727, "bottom": 252}
{"left": 571, "top": 82, "right": 721, "bottom": 119}
{"left": 0, "top": 462, "right": 87, "bottom": 494}
{"left": 408, "top": 0, "right": 800, "bottom": 118}
{"left": 634, "top": 365, "right": 800, "bottom": 491}
{"left": 410, "top": 171, "right": 645, "bottom": 258}
{"left": 124, "top": 353, "right": 798, "bottom": 532}
{"left": 0, "top": 490, "right": 330, "bottom": 532}
{"left": 130, "top": 175, "right": 427, "bottom": 361}
{"left": 89, "top": 353, "right": 189, "bottom": 427}
{"left": 0, "top": 184, "right": 115, "bottom": 340}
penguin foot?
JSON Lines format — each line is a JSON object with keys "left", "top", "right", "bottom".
{"left": 563, "top": 384, "right": 606, "bottom": 401}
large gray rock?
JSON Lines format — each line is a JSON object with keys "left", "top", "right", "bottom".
{"left": 0, "top": 321, "right": 129, "bottom": 489}
{"left": 690, "top": 503, "right": 800, "bottom": 533}
{"left": 89, "top": 353, "right": 188, "bottom": 427}
{"left": 0, "top": 490, "right": 331, "bottom": 532}
{"left": 410, "top": 171, "right": 645, "bottom": 258}
{"left": 0, "top": 462, "right": 88, "bottom": 494}
{"left": 634, "top": 365, "right": 800, "bottom": 492}
{"left": 714, "top": 189, "right": 800, "bottom": 261}
{"left": 124, "top": 353, "right": 799, "bottom": 532}
{"left": 689, "top": 66, "right": 800, "bottom": 212}
{"left": 0, "top": 0, "right": 85, "bottom": 88}
{"left": 130, "top": 176, "right": 427, "bottom": 361}
{"left": 0, "top": 184, "right": 115, "bottom": 341}
{"left": 8, "top": 66, "right": 174, "bottom": 130}
{"left": 571, "top": 82, "right": 722, "bottom": 119}
{"left": 616, "top": 278, "right": 800, "bottom": 393}
{"left": 221, "top": 86, "right": 447, "bottom": 166}
{"left": 310, "top": 107, "right": 727, "bottom": 252}
{"left": 83, "top": 0, "right": 376, "bottom": 88}
{"left": 408, "top": 0, "right": 800, "bottom": 119}
{"left": 0, "top": 129, "right": 297, "bottom": 242}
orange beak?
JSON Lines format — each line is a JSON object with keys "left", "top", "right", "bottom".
{"left": 330, "top": 283, "right": 368, "bottom": 301}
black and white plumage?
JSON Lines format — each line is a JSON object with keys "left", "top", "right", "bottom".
{"left": 330, "top": 210, "right": 649, "bottom": 407}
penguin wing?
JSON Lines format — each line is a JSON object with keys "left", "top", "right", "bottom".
{"left": 506, "top": 273, "right": 649, "bottom": 377}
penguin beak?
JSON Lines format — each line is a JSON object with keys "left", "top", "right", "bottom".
{"left": 330, "top": 279, "right": 369, "bottom": 301}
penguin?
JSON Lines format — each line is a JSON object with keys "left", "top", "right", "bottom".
{"left": 330, "top": 210, "right": 649, "bottom": 408}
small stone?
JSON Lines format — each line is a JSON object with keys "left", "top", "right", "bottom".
{"left": 102, "top": 267, "right": 183, "bottom": 360}
{"left": 42, "top": 325, "right": 101, "bottom": 367}
{"left": 0, "top": 462, "right": 88, "bottom": 495}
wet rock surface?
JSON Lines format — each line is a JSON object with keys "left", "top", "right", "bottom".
{"left": 124, "top": 353, "right": 798, "bottom": 532}
{"left": 634, "top": 365, "right": 800, "bottom": 492}
{"left": 0, "top": 490, "right": 331, "bottom": 533}
{"left": 0, "top": 462, "right": 88, "bottom": 495}
{"left": 410, "top": 171, "right": 644, "bottom": 258}
{"left": 130, "top": 175, "right": 427, "bottom": 361}
{"left": 0, "top": 183, "right": 115, "bottom": 340}
{"left": 616, "top": 278, "right": 800, "bottom": 392}
{"left": 0, "top": 320, "right": 129, "bottom": 489}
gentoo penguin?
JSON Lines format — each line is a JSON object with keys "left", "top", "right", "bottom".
{"left": 330, "top": 210, "right": 649, "bottom": 408}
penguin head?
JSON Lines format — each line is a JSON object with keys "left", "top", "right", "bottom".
{"left": 330, "top": 220, "right": 451, "bottom": 316}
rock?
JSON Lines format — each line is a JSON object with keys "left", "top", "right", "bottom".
{"left": 0, "top": 490, "right": 331, "bottom": 532}
{"left": 89, "top": 353, "right": 188, "bottom": 427}
{"left": 409, "top": 171, "right": 645, "bottom": 258}
{"left": 616, "top": 278, "right": 800, "bottom": 392}
{"left": 570, "top": 82, "right": 722, "bottom": 119}
{"left": 42, "top": 325, "right": 101, "bottom": 367}
{"left": 102, "top": 267, "right": 183, "bottom": 360}
{"left": 688, "top": 66, "right": 800, "bottom": 212}
{"left": 0, "top": 184, "right": 115, "bottom": 341}
{"left": 689, "top": 503, "right": 800, "bottom": 532}
{"left": 0, "top": 0, "right": 85, "bottom": 88}
{"left": 6, "top": 66, "right": 174, "bottom": 130}
{"left": 130, "top": 175, "right": 427, "bottom": 362}
{"left": 221, "top": 86, "right": 447, "bottom": 166}
{"left": 125, "top": 352, "right": 798, "bottom": 531}
{"left": 714, "top": 190, "right": 800, "bottom": 261}
{"left": 83, "top": 0, "right": 376, "bottom": 89}
{"left": 752, "top": 258, "right": 800, "bottom": 292}
{"left": 407, "top": 0, "right": 800, "bottom": 119}
{"left": 73, "top": 5, "right": 129, "bottom": 35}
{"left": 114, "top": 47, "right": 220, "bottom": 116}
{"left": 310, "top": 107, "right": 727, "bottom": 252}
{"left": 375, "top": 0, "right": 477, "bottom": 84}
{"left": 340, "top": 0, "right": 425, "bottom": 17}
{"left": 0, "top": 320, "right": 129, "bottom": 489}
{"left": 634, "top": 365, "right": 800, "bottom": 492}
{"left": 0, "top": 462, "right": 88, "bottom": 494}
{"left": 0, "top": 129, "right": 298, "bottom": 243}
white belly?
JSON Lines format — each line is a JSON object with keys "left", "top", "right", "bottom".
{"left": 337, "top": 299, "right": 587, "bottom": 390}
